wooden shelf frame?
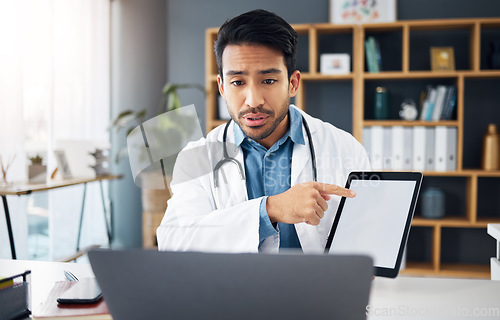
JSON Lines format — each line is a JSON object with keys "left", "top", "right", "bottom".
{"left": 205, "top": 17, "right": 500, "bottom": 278}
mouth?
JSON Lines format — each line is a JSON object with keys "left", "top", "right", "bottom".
{"left": 242, "top": 113, "right": 269, "bottom": 127}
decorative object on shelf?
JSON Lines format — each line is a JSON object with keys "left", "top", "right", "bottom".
{"left": 89, "top": 149, "right": 111, "bottom": 177}
{"left": 54, "top": 150, "right": 72, "bottom": 179}
{"left": 487, "top": 40, "right": 500, "bottom": 70}
{"left": 0, "top": 154, "right": 16, "bottom": 186}
{"left": 421, "top": 187, "right": 445, "bottom": 219}
{"left": 28, "top": 154, "right": 47, "bottom": 184}
{"left": 329, "top": 0, "right": 396, "bottom": 24}
{"left": 399, "top": 99, "right": 418, "bottom": 121}
{"left": 430, "top": 47, "right": 455, "bottom": 71}
{"left": 364, "top": 36, "right": 381, "bottom": 73}
{"left": 320, "top": 53, "right": 350, "bottom": 75}
{"left": 374, "top": 86, "right": 390, "bottom": 119}
{"left": 481, "top": 123, "right": 500, "bottom": 171}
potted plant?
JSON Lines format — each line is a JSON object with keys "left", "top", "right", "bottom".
{"left": 110, "top": 83, "right": 205, "bottom": 248}
{"left": 28, "top": 154, "right": 47, "bottom": 184}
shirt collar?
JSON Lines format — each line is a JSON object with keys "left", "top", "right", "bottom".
{"left": 233, "top": 105, "right": 305, "bottom": 148}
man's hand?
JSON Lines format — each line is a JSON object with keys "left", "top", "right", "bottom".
{"left": 266, "top": 181, "right": 355, "bottom": 226}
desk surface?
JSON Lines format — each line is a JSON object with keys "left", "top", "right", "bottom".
{"left": 0, "top": 259, "right": 94, "bottom": 313}
{"left": 1, "top": 259, "right": 499, "bottom": 319}
{"left": 0, "top": 175, "right": 122, "bottom": 196}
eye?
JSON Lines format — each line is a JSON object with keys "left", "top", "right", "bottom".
{"left": 262, "top": 79, "right": 276, "bottom": 85}
{"left": 231, "top": 80, "right": 244, "bottom": 86}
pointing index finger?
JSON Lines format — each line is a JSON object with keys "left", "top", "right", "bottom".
{"left": 313, "top": 181, "right": 356, "bottom": 198}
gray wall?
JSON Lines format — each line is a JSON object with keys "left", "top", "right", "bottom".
{"left": 110, "top": 0, "right": 166, "bottom": 248}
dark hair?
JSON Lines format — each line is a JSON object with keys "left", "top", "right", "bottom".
{"left": 214, "top": 9, "right": 298, "bottom": 79}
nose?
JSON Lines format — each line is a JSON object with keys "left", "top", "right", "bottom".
{"left": 244, "top": 83, "right": 264, "bottom": 109}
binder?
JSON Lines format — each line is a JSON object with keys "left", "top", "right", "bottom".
{"left": 362, "top": 127, "right": 371, "bottom": 158}
{"left": 402, "top": 127, "right": 413, "bottom": 170}
{"left": 424, "top": 88, "right": 437, "bottom": 121}
{"left": 391, "top": 126, "right": 404, "bottom": 170}
{"left": 425, "top": 127, "right": 436, "bottom": 171}
{"left": 412, "top": 126, "right": 426, "bottom": 171}
{"left": 434, "top": 126, "right": 447, "bottom": 171}
{"left": 432, "top": 85, "right": 447, "bottom": 121}
{"left": 370, "top": 126, "right": 384, "bottom": 170}
{"left": 446, "top": 127, "right": 457, "bottom": 171}
{"left": 383, "top": 127, "right": 393, "bottom": 170}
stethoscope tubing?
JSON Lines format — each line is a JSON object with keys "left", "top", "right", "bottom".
{"left": 213, "top": 115, "right": 317, "bottom": 209}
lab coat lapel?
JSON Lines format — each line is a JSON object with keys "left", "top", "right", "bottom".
{"left": 291, "top": 116, "right": 324, "bottom": 253}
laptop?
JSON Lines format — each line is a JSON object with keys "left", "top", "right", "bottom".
{"left": 88, "top": 249, "right": 373, "bottom": 320}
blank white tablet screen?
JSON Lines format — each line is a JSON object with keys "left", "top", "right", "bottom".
{"left": 328, "top": 180, "right": 416, "bottom": 268}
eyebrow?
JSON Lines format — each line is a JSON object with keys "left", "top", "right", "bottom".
{"left": 224, "top": 68, "right": 283, "bottom": 76}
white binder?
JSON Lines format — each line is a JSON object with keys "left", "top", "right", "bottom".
{"left": 412, "top": 126, "right": 426, "bottom": 171}
{"left": 391, "top": 126, "right": 404, "bottom": 170}
{"left": 383, "top": 127, "right": 393, "bottom": 170}
{"left": 425, "top": 127, "right": 435, "bottom": 171}
{"left": 370, "top": 126, "right": 384, "bottom": 170}
{"left": 446, "top": 127, "right": 457, "bottom": 171}
{"left": 434, "top": 126, "right": 447, "bottom": 171}
{"left": 402, "top": 127, "right": 413, "bottom": 170}
{"left": 362, "top": 127, "right": 371, "bottom": 159}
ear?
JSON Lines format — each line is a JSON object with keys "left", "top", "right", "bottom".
{"left": 288, "top": 70, "right": 301, "bottom": 98}
{"left": 217, "top": 74, "right": 225, "bottom": 99}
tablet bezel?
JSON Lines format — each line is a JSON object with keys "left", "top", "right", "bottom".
{"left": 325, "top": 171, "right": 423, "bottom": 278}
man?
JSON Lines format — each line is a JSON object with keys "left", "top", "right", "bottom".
{"left": 157, "top": 9, "right": 370, "bottom": 253}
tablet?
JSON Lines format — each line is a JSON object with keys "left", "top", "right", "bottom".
{"left": 325, "top": 171, "right": 422, "bottom": 278}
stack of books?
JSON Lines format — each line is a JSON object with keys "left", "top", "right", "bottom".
{"left": 419, "top": 85, "right": 457, "bottom": 121}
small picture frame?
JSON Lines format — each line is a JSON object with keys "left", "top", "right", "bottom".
{"left": 320, "top": 54, "right": 351, "bottom": 75}
{"left": 430, "top": 47, "right": 455, "bottom": 71}
{"left": 330, "top": 0, "right": 397, "bottom": 24}
{"left": 54, "top": 150, "right": 72, "bottom": 179}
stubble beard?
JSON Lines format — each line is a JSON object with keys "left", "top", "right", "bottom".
{"left": 230, "top": 99, "right": 290, "bottom": 142}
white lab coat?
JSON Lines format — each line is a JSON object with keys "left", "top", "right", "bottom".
{"left": 157, "top": 106, "right": 370, "bottom": 253}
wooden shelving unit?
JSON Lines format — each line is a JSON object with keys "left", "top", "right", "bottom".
{"left": 205, "top": 18, "right": 500, "bottom": 278}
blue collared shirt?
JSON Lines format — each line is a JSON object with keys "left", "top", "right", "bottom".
{"left": 234, "top": 106, "right": 305, "bottom": 250}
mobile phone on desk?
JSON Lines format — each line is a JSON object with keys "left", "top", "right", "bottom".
{"left": 57, "top": 278, "right": 102, "bottom": 304}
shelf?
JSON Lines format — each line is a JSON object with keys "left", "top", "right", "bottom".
{"left": 205, "top": 17, "right": 500, "bottom": 279}
{"left": 368, "top": 170, "right": 500, "bottom": 177}
{"left": 363, "top": 71, "right": 460, "bottom": 79}
{"left": 402, "top": 262, "right": 490, "bottom": 279}
{"left": 363, "top": 120, "right": 458, "bottom": 127}
{"left": 412, "top": 217, "right": 498, "bottom": 228}
{"left": 301, "top": 73, "right": 354, "bottom": 81}
{"left": 439, "top": 263, "right": 491, "bottom": 279}
{"left": 362, "top": 70, "right": 500, "bottom": 79}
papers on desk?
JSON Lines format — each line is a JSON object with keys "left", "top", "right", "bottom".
{"left": 363, "top": 126, "right": 457, "bottom": 171}
{"left": 32, "top": 281, "right": 111, "bottom": 320}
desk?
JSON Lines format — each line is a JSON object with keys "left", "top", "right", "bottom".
{"left": 1, "top": 258, "right": 499, "bottom": 320}
{"left": 368, "top": 276, "right": 500, "bottom": 319}
{"left": 0, "top": 175, "right": 122, "bottom": 259}
{"left": 0, "top": 259, "right": 94, "bottom": 313}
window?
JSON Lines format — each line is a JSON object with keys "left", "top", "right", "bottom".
{"left": 0, "top": 0, "right": 110, "bottom": 260}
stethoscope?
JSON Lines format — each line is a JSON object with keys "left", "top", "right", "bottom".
{"left": 213, "top": 115, "right": 317, "bottom": 209}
